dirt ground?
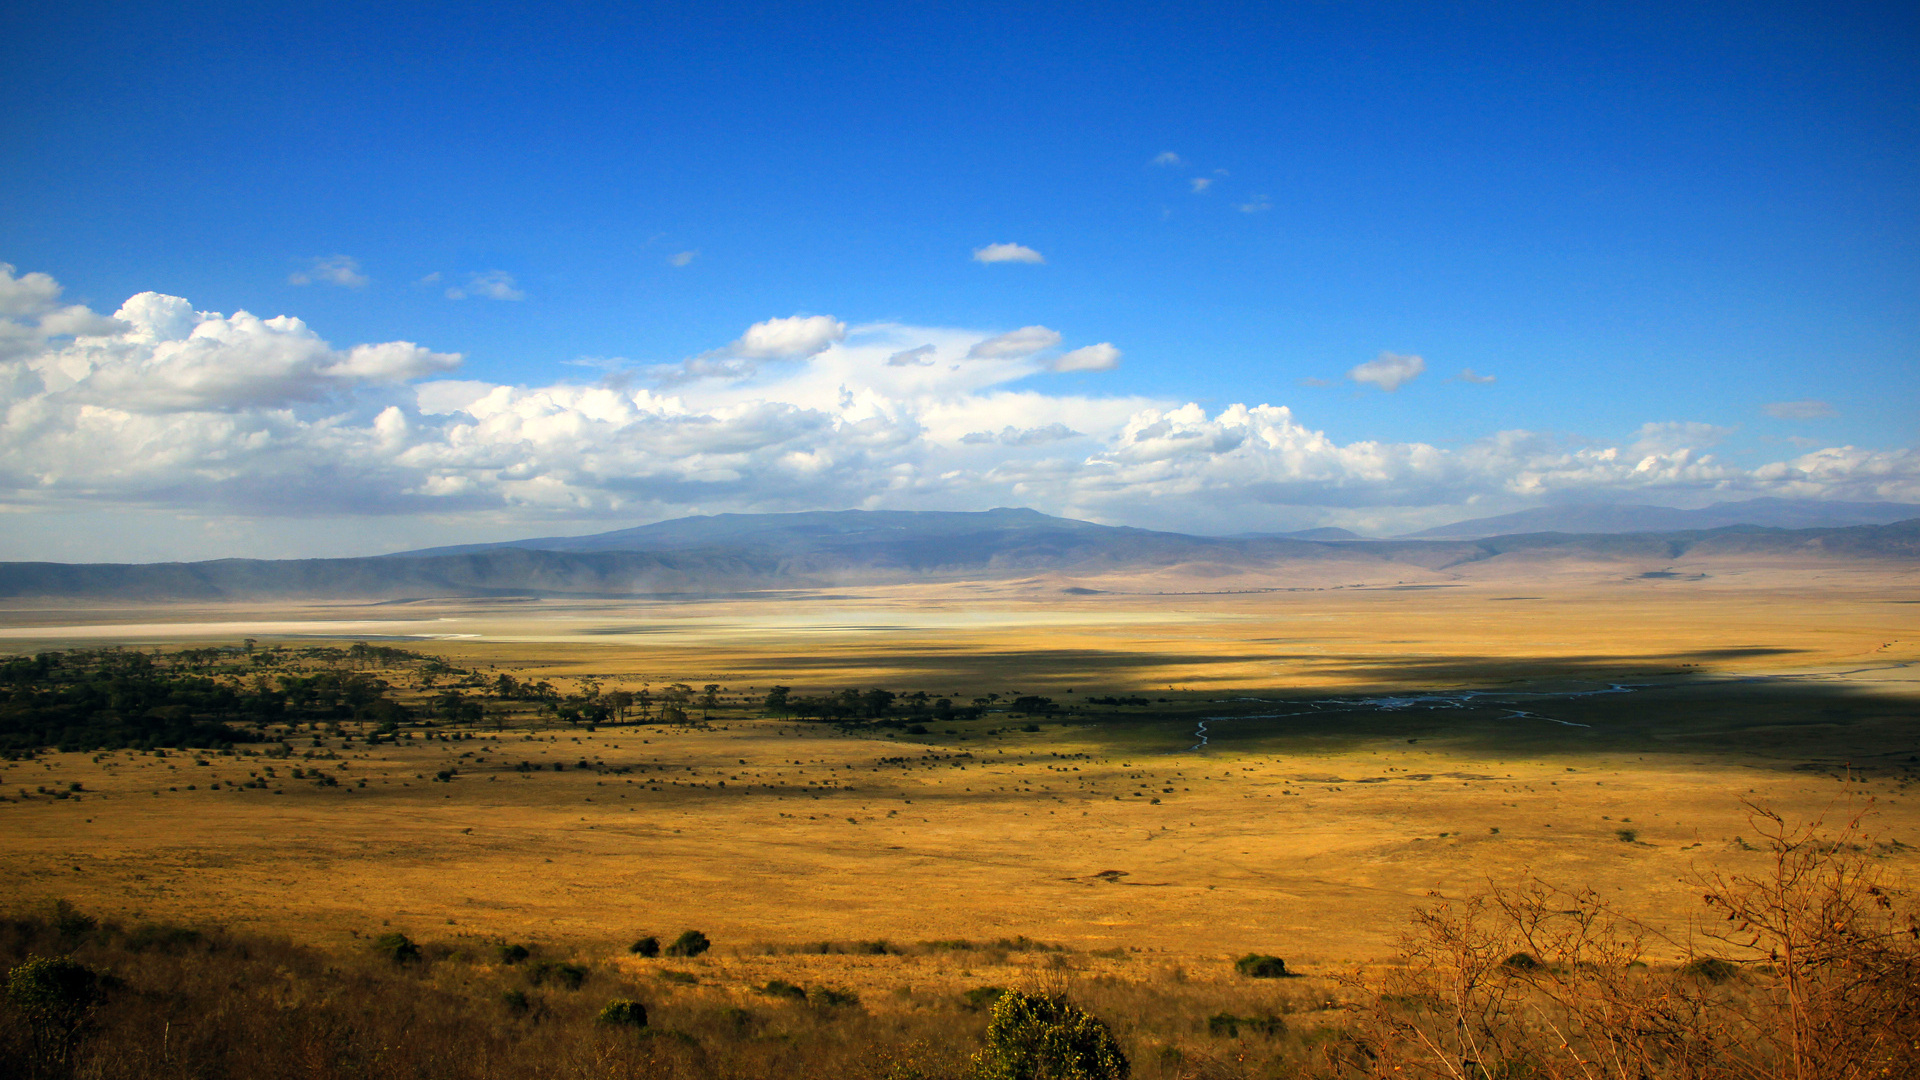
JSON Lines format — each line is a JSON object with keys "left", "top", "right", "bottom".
{"left": 2, "top": 566, "right": 1916, "bottom": 986}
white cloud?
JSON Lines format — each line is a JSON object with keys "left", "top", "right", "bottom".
{"left": 1764, "top": 399, "right": 1837, "bottom": 420}
{"left": 446, "top": 270, "right": 524, "bottom": 301}
{"left": 886, "top": 344, "right": 938, "bottom": 367}
{"left": 670, "top": 250, "right": 698, "bottom": 267}
{"left": 1348, "top": 351, "right": 1426, "bottom": 392}
{"left": 972, "top": 243, "right": 1045, "bottom": 265}
{"left": 961, "top": 423, "right": 1083, "bottom": 446}
{"left": 731, "top": 315, "right": 847, "bottom": 359}
{"left": 1190, "top": 177, "right": 1213, "bottom": 194}
{"left": 1050, "top": 343, "right": 1121, "bottom": 372}
{"left": 1237, "top": 196, "right": 1272, "bottom": 213}
{"left": 1455, "top": 367, "right": 1496, "bottom": 384}
{"left": 1631, "top": 421, "right": 1733, "bottom": 456}
{"left": 0, "top": 264, "right": 62, "bottom": 317}
{"left": 1, "top": 265, "right": 1913, "bottom": 558}
{"left": 967, "top": 326, "right": 1062, "bottom": 360}
{"left": 1151, "top": 152, "right": 1183, "bottom": 166}
{"left": 289, "top": 255, "right": 369, "bottom": 288}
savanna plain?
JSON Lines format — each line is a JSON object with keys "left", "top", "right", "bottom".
{"left": 2, "top": 564, "right": 1917, "bottom": 1078}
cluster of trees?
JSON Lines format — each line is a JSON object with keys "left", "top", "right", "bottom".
{"left": 0, "top": 649, "right": 427, "bottom": 754}
{"left": 761, "top": 686, "right": 991, "bottom": 725}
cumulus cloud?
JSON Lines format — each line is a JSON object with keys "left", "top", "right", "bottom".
{"left": 1, "top": 265, "right": 1913, "bottom": 556}
{"left": 732, "top": 315, "right": 847, "bottom": 359}
{"left": 670, "top": 250, "right": 698, "bottom": 267}
{"left": 289, "top": 255, "right": 368, "bottom": 288}
{"left": 1190, "top": 177, "right": 1213, "bottom": 194}
{"left": 1152, "top": 152, "right": 1183, "bottom": 166}
{"left": 1348, "top": 351, "right": 1425, "bottom": 392}
{"left": 446, "top": 271, "right": 524, "bottom": 301}
{"left": 1764, "top": 399, "right": 1837, "bottom": 420}
{"left": 886, "top": 344, "right": 938, "bottom": 367}
{"left": 967, "top": 326, "right": 1062, "bottom": 360}
{"left": 0, "top": 264, "right": 63, "bottom": 316}
{"left": 1050, "top": 343, "right": 1121, "bottom": 372}
{"left": 1456, "top": 368, "right": 1496, "bottom": 384}
{"left": 972, "top": 243, "right": 1045, "bottom": 265}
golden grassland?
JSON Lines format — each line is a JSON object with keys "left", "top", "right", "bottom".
{"left": 1, "top": 569, "right": 1915, "bottom": 981}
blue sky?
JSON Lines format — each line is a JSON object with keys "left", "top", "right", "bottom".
{"left": 0, "top": 1, "right": 1914, "bottom": 559}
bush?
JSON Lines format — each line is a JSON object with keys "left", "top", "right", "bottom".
{"left": 372, "top": 932, "right": 421, "bottom": 964}
{"left": 500, "top": 988, "right": 529, "bottom": 1013}
{"left": 1679, "top": 956, "right": 1740, "bottom": 983}
{"left": 496, "top": 943, "right": 530, "bottom": 964}
{"left": 1501, "top": 951, "right": 1541, "bottom": 971}
{"left": 628, "top": 935, "right": 660, "bottom": 957}
{"left": 972, "top": 990, "right": 1129, "bottom": 1080}
{"left": 807, "top": 985, "right": 859, "bottom": 1008}
{"left": 758, "top": 979, "right": 807, "bottom": 1000}
{"left": 665, "top": 929, "right": 710, "bottom": 957}
{"left": 963, "top": 985, "right": 1010, "bottom": 1011}
{"left": 596, "top": 999, "right": 649, "bottom": 1027}
{"left": 1233, "top": 953, "right": 1288, "bottom": 978}
{"left": 1207, "top": 1012, "right": 1284, "bottom": 1038}
{"left": 6, "top": 954, "right": 104, "bottom": 1077}
{"left": 529, "top": 962, "right": 588, "bottom": 989}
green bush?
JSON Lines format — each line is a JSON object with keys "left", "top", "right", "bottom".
{"left": 665, "top": 929, "right": 711, "bottom": 957}
{"left": 496, "top": 943, "right": 530, "bottom": 964}
{"left": 962, "top": 985, "right": 1010, "bottom": 1011}
{"left": 597, "top": 999, "right": 649, "bottom": 1027}
{"left": 372, "top": 932, "right": 421, "bottom": 964}
{"left": 500, "top": 988, "right": 530, "bottom": 1013}
{"left": 628, "top": 935, "right": 660, "bottom": 957}
{"left": 1233, "top": 953, "right": 1288, "bottom": 978}
{"left": 6, "top": 954, "right": 104, "bottom": 1076}
{"left": 972, "top": 990, "right": 1129, "bottom": 1080}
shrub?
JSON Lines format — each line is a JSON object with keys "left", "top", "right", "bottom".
{"left": 628, "top": 935, "right": 660, "bottom": 957}
{"left": 657, "top": 969, "right": 699, "bottom": 985}
{"left": 123, "top": 923, "right": 202, "bottom": 953}
{"left": 973, "top": 991, "right": 1129, "bottom": 1080}
{"left": 665, "top": 929, "right": 710, "bottom": 957}
{"left": 963, "top": 985, "right": 1010, "bottom": 1011}
{"left": 496, "top": 943, "right": 530, "bottom": 964}
{"left": 1501, "top": 951, "right": 1541, "bottom": 971}
{"left": 1679, "top": 956, "right": 1740, "bottom": 983}
{"left": 1207, "top": 1012, "right": 1284, "bottom": 1038}
{"left": 529, "top": 961, "right": 588, "bottom": 989}
{"left": 500, "top": 988, "right": 529, "bottom": 1013}
{"left": 807, "top": 985, "right": 859, "bottom": 1008}
{"left": 1233, "top": 953, "right": 1288, "bottom": 978}
{"left": 597, "top": 999, "right": 649, "bottom": 1027}
{"left": 6, "top": 954, "right": 103, "bottom": 1077}
{"left": 372, "top": 932, "right": 421, "bottom": 964}
{"left": 1615, "top": 828, "right": 1638, "bottom": 843}
{"left": 758, "top": 979, "right": 807, "bottom": 1000}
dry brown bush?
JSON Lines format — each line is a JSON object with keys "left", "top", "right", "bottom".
{"left": 1333, "top": 799, "right": 1920, "bottom": 1080}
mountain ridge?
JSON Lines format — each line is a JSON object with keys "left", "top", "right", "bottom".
{"left": 1, "top": 510, "right": 1914, "bottom": 601}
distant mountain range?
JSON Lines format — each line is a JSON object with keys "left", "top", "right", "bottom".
{"left": 1402, "top": 498, "right": 1919, "bottom": 539}
{"left": 1, "top": 506, "right": 1915, "bottom": 601}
